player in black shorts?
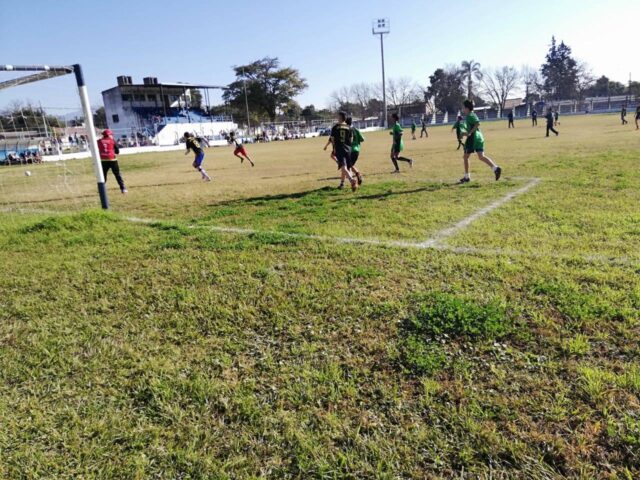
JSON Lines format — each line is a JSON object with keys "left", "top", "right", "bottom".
{"left": 330, "top": 111, "right": 358, "bottom": 192}
{"left": 420, "top": 116, "right": 429, "bottom": 138}
{"left": 621, "top": 106, "right": 628, "bottom": 125}
{"left": 531, "top": 108, "right": 538, "bottom": 127}
{"left": 545, "top": 109, "right": 559, "bottom": 137}
{"left": 636, "top": 105, "right": 640, "bottom": 130}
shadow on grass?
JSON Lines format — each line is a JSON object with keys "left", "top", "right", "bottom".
{"left": 207, "top": 181, "right": 460, "bottom": 209}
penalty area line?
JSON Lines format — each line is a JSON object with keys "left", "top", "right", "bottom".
{"left": 420, "top": 177, "right": 541, "bottom": 248}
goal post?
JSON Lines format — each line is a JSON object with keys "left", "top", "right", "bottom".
{"left": 0, "top": 64, "right": 109, "bottom": 209}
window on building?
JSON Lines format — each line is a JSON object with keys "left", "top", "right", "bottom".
{"left": 147, "top": 94, "right": 156, "bottom": 102}
{"left": 112, "top": 114, "right": 119, "bottom": 123}
{"left": 134, "top": 94, "right": 145, "bottom": 102}
{"left": 121, "top": 94, "right": 131, "bottom": 101}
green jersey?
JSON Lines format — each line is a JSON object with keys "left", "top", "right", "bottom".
{"left": 411, "top": 122, "right": 417, "bottom": 132}
{"left": 351, "top": 127, "right": 364, "bottom": 153}
{"left": 391, "top": 122, "right": 404, "bottom": 152}
{"left": 464, "top": 112, "right": 485, "bottom": 150}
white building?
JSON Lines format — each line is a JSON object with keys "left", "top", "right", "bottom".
{"left": 101, "top": 76, "right": 237, "bottom": 146}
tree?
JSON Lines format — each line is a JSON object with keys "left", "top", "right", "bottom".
{"left": 575, "top": 62, "right": 595, "bottom": 100}
{"left": 481, "top": 66, "right": 520, "bottom": 112}
{"left": 540, "top": 37, "right": 579, "bottom": 100}
{"left": 585, "top": 76, "right": 626, "bottom": 97}
{"left": 93, "top": 107, "right": 107, "bottom": 129}
{"left": 0, "top": 101, "right": 62, "bottom": 132}
{"left": 283, "top": 100, "right": 301, "bottom": 119}
{"left": 426, "top": 67, "right": 465, "bottom": 114}
{"left": 628, "top": 81, "right": 640, "bottom": 97}
{"left": 460, "top": 60, "right": 483, "bottom": 100}
{"left": 329, "top": 85, "right": 355, "bottom": 112}
{"left": 301, "top": 104, "right": 316, "bottom": 123}
{"left": 386, "top": 77, "right": 421, "bottom": 109}
{"left": 521, "top": 66, "right": 543, "bottom": 103}
{"left": 351, "top": 83, "right": 373, "bottom": 120}
{"left": 222, "top": 57, "right": 307, "bottom": 122}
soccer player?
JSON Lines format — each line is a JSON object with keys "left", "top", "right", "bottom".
{"left": 460, "top": 99, "right": 502, "bottom": 183}
{"left": 97, "top": 129, "right": 127, "bottom": 194}
{"left": 508, "top": 110, "right": 515, "bottom": 129}
{"left": 420, "top": 116, "right": 429, "bottom": 138}
{"left": 184, "top": 132, "right": 211, "bottom": 181}
{"left": 531, "top": 108, "right": 538, "bottom": 127}
{"left": 554, "top": 109, "right": 560, "bottom": 126}
{"left": 229, "top": 131, "right": 254, "bottom": 167}
{"left": 329, "top": 111, "right": 357, "bottom": 191}
{"left": 346, "top": 117, "right": 364, "bottom": 186}
{"left": 411, "top": 120, "right": 417, "bottom": 140}
{"left": 621, "top": 106, "right": 628, "bottom": 125}
{"left": 545, "top": 108, "right": 559, "bottom": 137}
{"left": 390, "top": 113, "right": 413, "bottom": 173}
{"left": 452, "top": 115, "right": 465, "bottom": 150}
{"left": 635, "top": 105, "right": 640, "bottom": 130}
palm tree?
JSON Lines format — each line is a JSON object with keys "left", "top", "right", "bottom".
{"left": 461, "top": 60, "right": 483, "bottom": 100}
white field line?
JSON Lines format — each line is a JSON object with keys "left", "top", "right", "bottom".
{"left": 420, "top": 178, "right": 541, "bottom": 248}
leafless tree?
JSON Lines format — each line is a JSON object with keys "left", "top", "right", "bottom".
{"left": 329, "top": 86, "right": 353, "bottom": 111}
{"left": 481, "top": 66, "right": 521, "bottom": 112}
{"left": 575, "top": 61, "right": 595, "bottom": 100}
{"left": 351, "top": 83, "right": 373, "bottom": 120}
{"left": 386, "top": 77, "right": 421, "bottom": 108}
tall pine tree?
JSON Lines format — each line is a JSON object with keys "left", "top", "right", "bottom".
{"left": 541, "top": 37, "right": 579, "bottom": 100}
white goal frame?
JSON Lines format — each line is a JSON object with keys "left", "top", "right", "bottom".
{"left": 0, "top": 64, "right": 109, "bottom": 209}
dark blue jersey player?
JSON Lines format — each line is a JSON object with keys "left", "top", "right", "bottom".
{"left": 184, "top": 132, "right": 211, "bottom": 181}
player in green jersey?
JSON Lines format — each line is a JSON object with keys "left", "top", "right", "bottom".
{"left": 460, "top": 100, "right": 502, "bottom": 183}
{"left": 346, "top": 117, "right": 364, "bottom": 186}
{"left": 389, "top": 113, "right": 414, "bottom": 173}
{"left": 452, "top": 115, "right": 465, "bottom": 150}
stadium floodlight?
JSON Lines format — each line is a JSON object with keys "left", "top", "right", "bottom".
{"left": 0, "top": 64, "right": 109, "bottom": 209}
{"left": 372, "top": 18, "right": 390, "bottom": 128}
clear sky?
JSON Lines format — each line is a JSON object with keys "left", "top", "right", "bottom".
{"left": 1, "top": 0, "right": 637, "bottom": 114}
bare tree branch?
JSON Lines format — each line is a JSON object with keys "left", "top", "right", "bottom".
{"left": 481, "top": 66, "right": 521, "bottom": 111}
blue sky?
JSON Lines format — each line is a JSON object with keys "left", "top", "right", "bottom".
{"left": 1, "top": 0, "right": 637, "bottom": 114}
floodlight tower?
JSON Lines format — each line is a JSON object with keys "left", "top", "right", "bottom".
{"left": 372, "top": 18, "right": 390, "bottom": 128}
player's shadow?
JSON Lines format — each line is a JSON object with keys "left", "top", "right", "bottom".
{"left": 343, "top": 183, "right": 451, "bottom": 202}
{"left": 208, "top": 186, "right": 335, "bottom": 207}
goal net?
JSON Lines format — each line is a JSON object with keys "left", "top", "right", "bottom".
{"left": 0, "top": 65, "right": 108, "bottom": 219}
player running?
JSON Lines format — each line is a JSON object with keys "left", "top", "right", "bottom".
{"left": 229, "top": 131, "right": 254, "bottom": 167}
{"left": 452, "top": 115, "right": 465, "bottom": 150}
{"left": 545, "top": 108, "right": 559, "bottom": 137}
{"left": 184, "top": 132, "right": 211, "bottom": 181}
{"left": 329, "top": 111, "right": 358, "bottom": 191}
{"left": 97, "top": 129, "right": 127, "bottom": 194}
{"left": 460, "top": 99, "right": 502, "bottom": 184}
{"left": 346, "top": 117, "right": 364, "bottom": 186}
{"left": 390, "top": 113, "right": 413, "bottom": 173}
{"left": 411, "top": 120, "right": 417, "bottom": 140}
{"left": 420, "top": 116, "right": 429, "bottom": 138}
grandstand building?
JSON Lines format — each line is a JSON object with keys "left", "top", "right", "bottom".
{"left": 101, "top": 76, "right": 236, "bottom": 146}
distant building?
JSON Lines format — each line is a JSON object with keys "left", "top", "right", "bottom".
{"left": 101, "top": 76, "right": 237, "bottom": 145}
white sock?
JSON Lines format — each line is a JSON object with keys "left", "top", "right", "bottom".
{"left": 464, "top": 173, "right": 470, "bottom": 179}
{"left": 492, "top": 166, "right": 498, "bottom": 172}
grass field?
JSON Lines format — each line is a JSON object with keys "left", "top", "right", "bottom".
{"left": 1, "top": 114, "right": 639, "bottom": 479}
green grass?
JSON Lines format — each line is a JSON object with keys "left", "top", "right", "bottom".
{"left": 0, "top": 114, "right": 639, "bottom": 478}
